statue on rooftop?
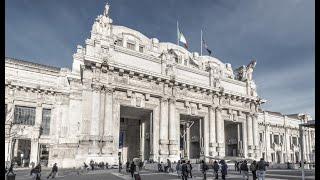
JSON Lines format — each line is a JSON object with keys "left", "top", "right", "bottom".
{"left": 235, "top": 60, "right": 257, "bottom": 81}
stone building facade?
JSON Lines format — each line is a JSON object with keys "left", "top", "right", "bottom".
{"left": 5, "top": 4, "right": 315, "bottom": 168}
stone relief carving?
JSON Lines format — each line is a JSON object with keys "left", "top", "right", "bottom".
{"left": 213, "top": 78, "right": 221, "bottom": 88}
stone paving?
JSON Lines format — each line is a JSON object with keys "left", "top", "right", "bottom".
{"left": 9, "top": 167, "right": 315, "bottom": 180}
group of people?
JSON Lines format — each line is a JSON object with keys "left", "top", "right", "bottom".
{"left": 83, "top": 160, "right": 109, "bottom": 171}
{"left": 157, "top": 159, "right": 173, "bottom": 173}
{"left": 29, "top": 163, "right": 58, "bottom": 179}
{"left": 175, "top": 160, "right": 193, "bottom": 179}
{"left": 235, "top": 158, "right": 269, "bottom": 180}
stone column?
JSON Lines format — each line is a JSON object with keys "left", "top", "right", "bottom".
{"left": 90, "top": 84, "right": 101, "bottom": 155}
{"left": 285, "top": 128, "right": 291, "bottom": 162}
{"left": 203, "top": 113, "right": 210, "bottom": 158}
{"left": 30, "top": 103, "right": 42, "bottom": 164}
{"left": 175, "top": 111, "right": 181, "bottom": 159}
{"left": 265, "top": 125, "right": 270, "bottom": 161}
{"left": 242, "top": 121, "right": 248, "bottom": 158}
{"left": 252, "top": 113, "right": 259, "bottom": 158}
{"left": 215, "top": 106, "right": 225, "bottom": 157}
{"left": 168, "top": 98, "right": 178, "bottom": 160}
{"left": 100, "top": 88, "right": 105, "bottom": 137}
{"left": 112, "top": 97, "right": 121, "bottom": 160}
{"left": 141, "top": 120, "right": 145, "bottom": 160}
{"left": 209, "top": 106, "right": 217, "bottom": 156}
{"left": 159, "top": 97, "right": 169, "bottom": 159}
{"left": 151, "top": 106, "right": 160, "bottom": 161}
{"left": 246, "top": 113, "right": 254, "bottom": 157}
{"left": 103, "top": 87, "right": 114, "bottom": 154}
{"left": 5, "top": 101, "right": 14, "bottom": 162}
{"left": 304, "top": 130, "right": 309, "bottom": 161}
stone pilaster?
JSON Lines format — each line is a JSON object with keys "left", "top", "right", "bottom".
{"left": 209, "top": 106, "right": 217, "bottom": 156}
{"left": 215, "top": 106, "right": 225, "bottom": 157}
{"left": 285, "top": 128, "right": 291, "bottom": 162}
{"left": 99, "top": 88, "right": 105, "bottom": 137}
{"left": 242, "top": 120, "right": 248, "bottom": 158}
{"left": 90, "top": 84, "right": 101, "bottom": 155}
{"left": 203, "top": 113, "right": 209, "bottom": 158}
{"left": 159, "top": 97, "right": 169, "bottom": 156}
{"left": 246, "top": 113, "right": 254, "bottom": 157}
{"left": 102, "top": 87, "right": 115, "bottom": 154}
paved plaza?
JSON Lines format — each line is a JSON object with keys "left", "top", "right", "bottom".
{"left": 12, "top": 168, "right": 315, "bottom": 180}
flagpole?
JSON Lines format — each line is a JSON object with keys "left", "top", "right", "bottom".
{"left": 177, "top": 21, "right": 179, "bottom": 46}
{"left": 201, "top": 30, "right": 203, "bottom": 56}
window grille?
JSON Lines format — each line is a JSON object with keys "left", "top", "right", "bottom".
{"left": 127, "top": 42, "right": 135, "bottom": 50}
{"left": 14, "top": 106, "right": 36, "bottom": 126}
{"left": 41, "top": 109, "right": 51, "bottom": 135}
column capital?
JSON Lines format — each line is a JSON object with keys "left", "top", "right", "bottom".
{"left": 168, "top": 97, "right": 176, "bottom": 105}
{"left": 104, "top": 87, "right": 115, "bottom": 95}
{"left": 215, "top": 106, "right": 223, "bottom": 112}
{"left": 91, "top": 84, "right": 103, "bottom": 92}
{"left": 160, "top": 96, "right": 168, "bottom": 103}
{"left": 209, "top": 105, "right": 218, "bottom": 110}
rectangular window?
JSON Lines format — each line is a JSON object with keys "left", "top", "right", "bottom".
{"left": 116, "top": 39, "right": 123, "bottom": 46}
{"left": 274, "top": 134, "right": 279, "bottom": 145}
{"left": 271, "top": 153, "right": 275, "bottom": 162}
{"left": 127, "top": 42, "right": 135, "bottom": 50}
{"left": 41, "top": 109, "right": 51, "bottom": 135}
{"left": 139, "top": 46, "right": 144, "bottom": 53}
{"left": 14, "top": 106, "right": 36, "bottom": 126}
{"left": 280, "top": 135, "right": 283, "bottom": 144}
{"left": 175, "top": 57, "right": 179, "bottom": 63}
{"left": 292, "top": 137, "right": 298, "bottom": 146}
{"left": 270, "top": 134, "right": 273, "bottom": 147}
{"left": 259, "top": 132, "right": 263, "bottom": 142}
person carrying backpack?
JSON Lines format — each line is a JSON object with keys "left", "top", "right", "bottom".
{"left": 240, "top": 160, "right": 249, "bottom": 180}
{"left": 256, "top": 158, "right": 269, "bottom": 180}
{"left": 213, "top": 160, "right": 219, "bottom": 179}
{"left": 250, "top": 160, "right": 257, "bottom": 180}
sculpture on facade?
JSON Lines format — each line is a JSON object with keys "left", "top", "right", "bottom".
{"left": 234, "top": 60, "right": 257, "bottom": 81}
{"left": 91, "top": 3, "right": 113, "bottom": 36}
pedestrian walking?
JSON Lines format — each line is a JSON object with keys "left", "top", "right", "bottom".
{"left": 167, "top": 159, "right": 172, "bottom": 173}
{"left": 158, "top": 162, "right": 163, "bottom": 172}
{"left": 186, "top": 160, "right": 192, "bottom": 178}
{"left": 181, "top": 160, "right": 189, "bottom": 180}
{"left": 250, "top": 160, "right": 257, "bottom": 180}
{"left": 240, "top": 160, "right": 249, "bottom": 180}
{"left": 139, "top": 161, "right": 143, "bottom": 171}
{"left": 105, "top": 162, "right": 108, "bottom": 169}
{"left": 213, "top": 160, "right": 219, "bottom": 179}
{"left": 238, "top": 161, "right": 242, "bottom": 174}
{"left": 130, "top": 161, "right": 136, "bottom": 178}
{"left": 30, "top": 165, "right": 41, "bottom": 180}
{"left": 83, "top": 162, "right": 88, "bottom": 172}
{"left": 256, "top": 158, "right": 269, "bottom": 180}
{"left": 126, "top": 160, "right": 130, "bottom": 172}
{"left": 220, "top": 159, "right": 228, "bottom": 180}
{"left": 176, "top": 160, "right": 181, "bottom": 177}
{"left": 234, "top": 161, "right": 237, "bottom": 171}
{"left": 46, "top": 163, "right": 58, "bottom": 179}
{"left": 201, "top": 160, "right": 209, "bottom": 180}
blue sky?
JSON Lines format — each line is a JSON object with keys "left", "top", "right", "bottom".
{"left": 5, "top": 0, "right": 315, "bottom": 118}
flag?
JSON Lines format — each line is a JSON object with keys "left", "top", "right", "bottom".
{"left": 202, "top": 38, "right": 212, "bottom": 55}
{"left": 177, "top": 27, "right": 188, "bottom": 49}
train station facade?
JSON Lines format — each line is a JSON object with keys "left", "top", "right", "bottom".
{"left": 5, "top": 4, "right": 315, "bottom": 168}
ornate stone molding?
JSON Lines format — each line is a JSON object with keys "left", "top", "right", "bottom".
{"left": 159, "top": 97, "right": 168, "bottom": 103}
{"left": 92, "top": 84, "right": 102, "bottom": 92}
{"left": 168, "top": 98, "right": 176, "bottom": 105}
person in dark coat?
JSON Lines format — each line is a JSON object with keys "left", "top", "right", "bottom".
{"left": 186, "top": 160, "right": 192, "bottom": 178}
{"left": 46, "top": 163, "right": 58, "bottom": 179}
{"left": 240, "top": 160, "right": 249, "bottom": 180}
{"left": 180, "top": 160, "right": 189, "bottom": 180}
{"left": 126, "top": 160, "right": 130, "bottom": 172}
{"left": 250, "top": 160, "right": 257, "bottom": 180}
{"left": 130, "top": 162, "right": 136, "bottom": 178}
{"left": 213, "top": 160, "right": 219, "bottom": 179}
{"left": 30, "top": 165, "right": 41, "bottom": 180}
{"left": 201, "top": 160, "right": 209, "bottom": 180}
{"left": 220, "top": 159, "right": 228, "bottom": 180}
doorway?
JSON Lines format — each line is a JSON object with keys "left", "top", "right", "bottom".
{"left": 224, "top": 121, "right": 241, "bottom": 157}
{"left": 119, "top": 106, "right": 152, "bottom": 162}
